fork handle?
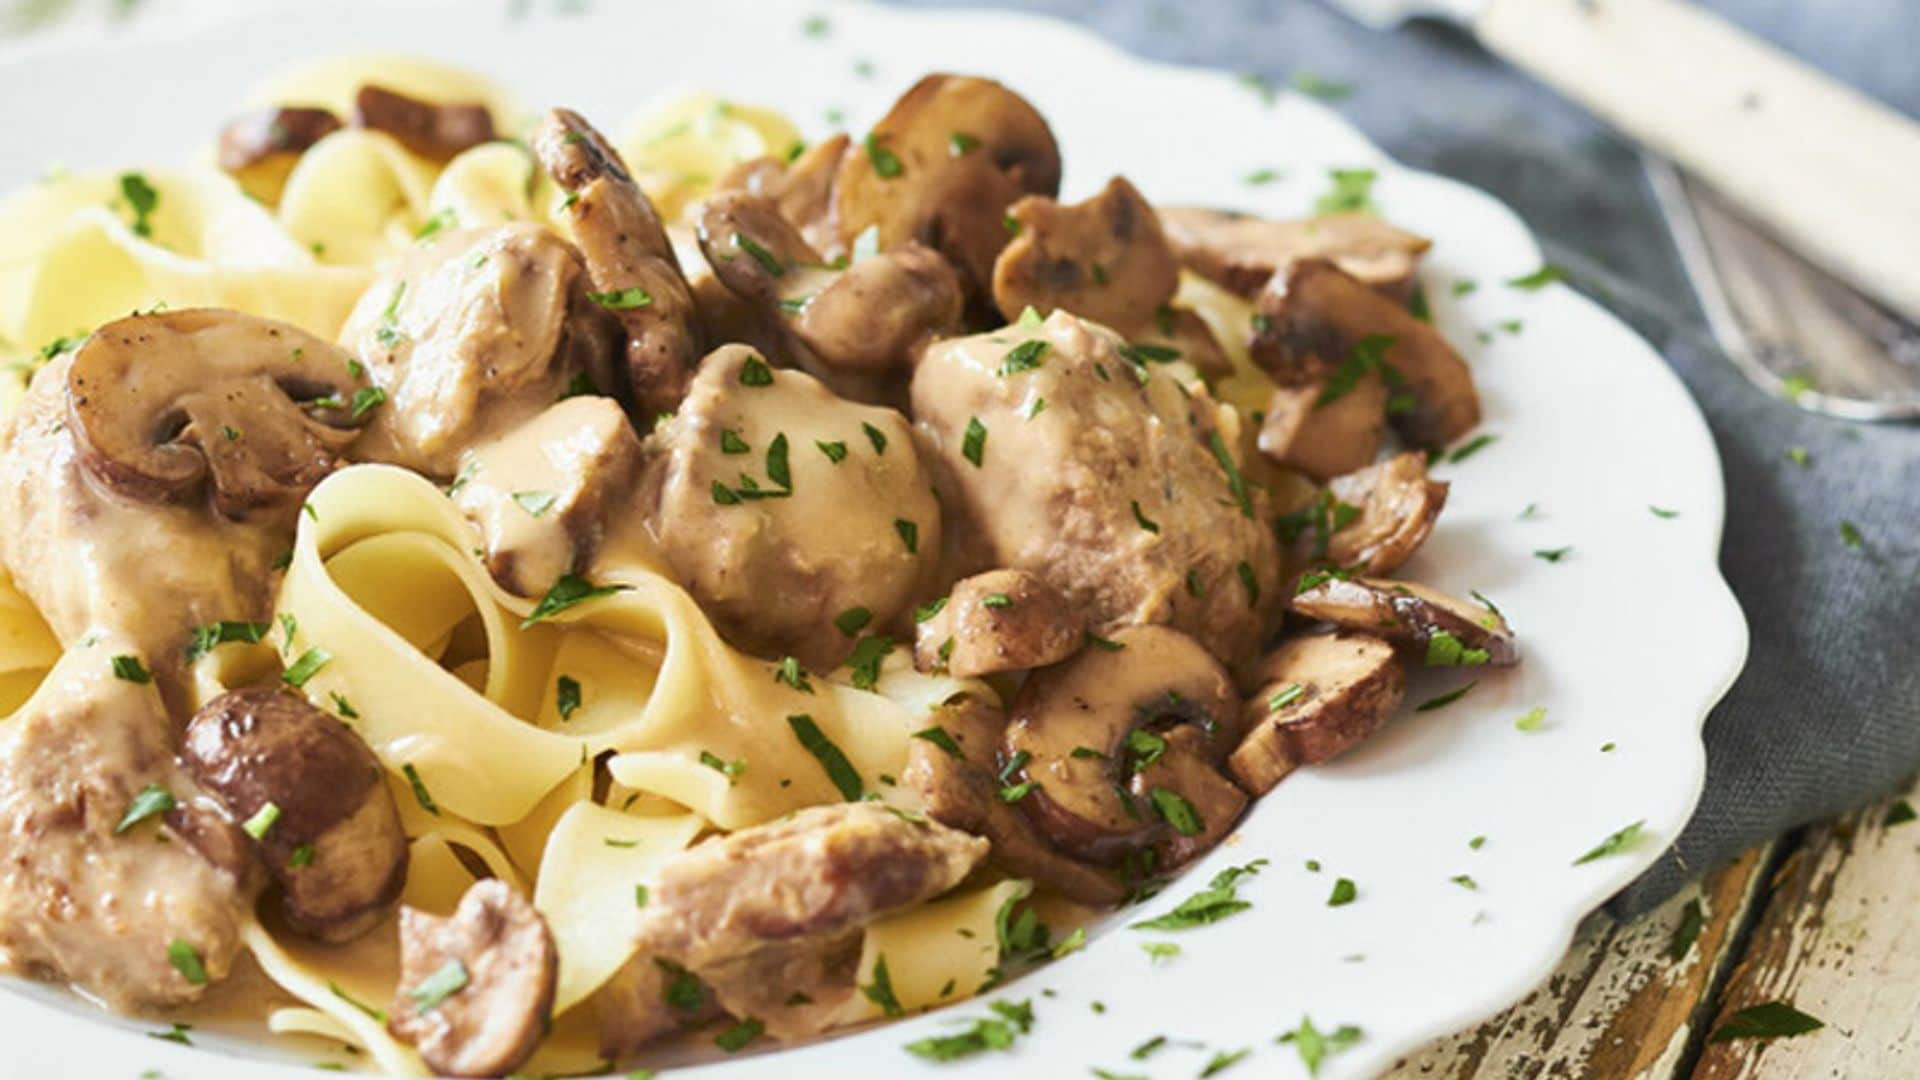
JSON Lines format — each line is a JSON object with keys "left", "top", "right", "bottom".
{"left": 1475, "top": 0, "right": 1920, "bottom": 323}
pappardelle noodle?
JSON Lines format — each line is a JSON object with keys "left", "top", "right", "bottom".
{"left": 0, "top": 52, "right": 1516, "bottom": 1077}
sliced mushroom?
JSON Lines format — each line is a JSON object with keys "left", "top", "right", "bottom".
{"left": 1160, "top": 207, "right": 1432, "bottom": 301}
{"left": 533, "top": 107, "right": 700, "bottom": 418}
{"left": 696, "top": 190, "right": 962, "bottom": 389}
{"left": 913, "top": 568, "right": 1084, "bottom": 677}
{"left": 1003, "top": 625, "right": 1242, "bottom": 866}
{"left": 992, "top": 176, "right": 1177, "bottom": 329}
{"left": 1257, "top": 377, "right": 1388, "bottom": 482}
{"left": 1130, "top": 725, "right": 1248, "bottom": 868}
{"left": 716, "top": 133, "right": 849, "bottom": 256}
{"left": 217, "top": 106, "right": 344, "bottom": 203}
{"left": 1251, "top": 258, "right": 1479, "bottom": 448}
{"left": 1291, "top": 576, "right": 1518, "bottom": 667}
{"left": 353, "top": 84, "right": 496, "bottom": 160}
{"left": 449, "top": 396, "right": 643, "bottom": 597}
{"left": 67, "top": 309, "right": 370, "bottom": 522}
{"left": 1228, "top": 631, "right": 1406, "bottom": 795}
{"left": 388, "top": 879, "right": 557, "bottom": 1078}
{"left": 1128, "top": 303, "right": 1234, "bottom": 379}
{"left": 835, "top": 74, "right": 1062, "bottom": 293}
{"left": 1322, "top": 451, "right": 1447, "bottom": 575}
{"left": 181, "top": 687, "right": 408, "bottom": 944}
{"left": 901, "top": 697, "right": 1126, "bottom": 904}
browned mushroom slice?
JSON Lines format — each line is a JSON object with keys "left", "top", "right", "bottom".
{"left": 1323, "top": 451, "right": 1448, "bottom": 575}
{"left": 66, "top": 309, "right": 370, "bottom": 522}
{"left": 1251, "top": 259, "right": 1479, "bottom": 447}
{"left": 449, "top": 396, "right": 643, "bottom": 598}
{"left": 1256, "top": 377, "right": 1387, "bottom": 482}
{"left": 992, "top": 176, "right": 1178, "bottom": 329}
{"left": 901, "top": 697, "right": 1126, "bottom": 905}
{"left": 388, "top": 879, "right": 557, "bottom": 1079}
{"left": 716, "top": 133, "right": 849, "bottom": 256}
{"left": 1129, "top": 304, "right": 1234, "bottom": 379}
{"left": 532, "top": 107, "right": 700, "bottom": 418}
{"left": 1291, "top": 575, "right": 1518, "bottom": 667}
{"left": 1003, "top": 625, "right": 1243, "bottom": 866}
{"left": 1160, "top": 207, "right": 1432, "bottom": 301}
{"left": 181, "top": 687, "right": 408, "bottom": 944}
{"left": 1229, "top": 631, "right": 1406, "bottom": 794}
{"left": 353, "top": 84, "right": 495, "bottom": 160}
{"left": 835, "top": 74, "right": 1062, "bottom": 293}
{"left": 914, "top": 568, "right": 1084, "bottom": 677}
{"left": 696, "top": 190, "right": 962, "bottom": 380}
{"left": 217, "top": 106, "right": 343, "bottom": 203}
{"left": 1130, "top": 726, "right": 1248, "bottom": 868}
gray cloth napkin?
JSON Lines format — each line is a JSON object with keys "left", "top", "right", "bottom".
{"left": 899, "top": 0, "right": 1920, "bottom": 915}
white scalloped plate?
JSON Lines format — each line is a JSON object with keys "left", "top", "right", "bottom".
{"left": 0, "top": 1, "right": 1748, "bottom": 1077}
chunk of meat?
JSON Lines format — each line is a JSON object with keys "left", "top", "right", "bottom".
{"left": 696, "top": 190, "right": 962, "bottom": 398}
{"left": 592, "top": 955, "right": 721, "bottom": 1060}
{"left": 645, "top": 345, "right": 942, "bottom": 670}
{"left": 1160, "top": 207, "right": 1431, "bottom": 301}
{"left": 1251, "top": 259, "right": 1479, "bottom": 448}
{"left": 992, "top": 176, "right": 1177, "bottom": 330}
{"left": 341, "top": 223, "right": 621, "bottom": 480}
{"left": 901, "top": 697, "right": 1126, "bottom": 904}
{"left": 533, "top": 108, "right": 701, "bottom": 418}
{"left": 1323, "top": 451, "right": 1447, "bottom": 575}
{"left": 1228, "top": 631, "right": 1406, "bottom": 794}
{"left": 596, "top": 803, "right": 985, "bottom": 1054}
{"left": 0, "top": 353, "right": 291, "bottom": 671}
{"left": 1256, "top": 377, "right": 1387, "bottom": 482}
{"left": 1291, "top": 576, "right": 1518, "bottom": 667}
{"left": 0, "top": 649, "right": 256, "bottom": 1011}
{"left": 715, "top": 133, "right": 849, "bottom": 256}
{"left": 388, "top": 879, "right": 557, "bottom": 1078}
{"left": 910, "top": 310, "right": 1281, "bottom": 664}
{"left": 913, "top": 568, "right": 1084, "bottom": 677}
{"left": 450, "top": 396, "right": 643, "bottom": 597}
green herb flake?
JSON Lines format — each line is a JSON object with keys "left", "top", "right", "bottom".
{"left": 719, "top": 429, "right": 750, "bottom": 455}
{"left": 912, "top": 596, "right": 949, "bottom": 623}
{"left": 1787, "top": 446, "right": 1811, "bottom": 467}
{"left": 1514, "top": 706, "right": 1547, "bottom": 732}
{"left": 834, "top": 606, "right": 873, "bottom": 636}
{"left": 862, "top": 954, "right": 904, "bottom": 1018}
{"left": 1052, "top": 926, "right": 1088, "bottom": 959}
{"left": 1290, "top": 68, "right": 1352, "bottom": 100}
{"left": 1201, "top": 1047, "right": 1253, "bottom": 1077}
{"left": 1668, "top": 897, "right": 1705, "bottom": 962}
{"left": 715, "top": 1017, "right": 764, "bottom": 1052}
{"left": 1448, "top": 433, "right": 1498, "bottom": 463}
{"left": 1317, "top": 334, "right": 1394, "bottom": 408}
{"left": 555, "top": 675, "right": 582, "bottom": 721}
{"left": 182, "top": 619, "right": 270, "bottom": 664}
{"left": 1533, "top": 546, "right": 1573, "bottom": 563}
{"left": 862, "top": 421, "right": 888, "bottom": 454}
{"left": 1207, "top": 431, "right": 1254, "bottom": 518}
{"left": 1573, "top": 819, "right": 1647, "bottom": 865}
{"left": 912, "top": 726, "right": 964, "bottom": 759}
{"left": 1130, "top": 859, "right": 1267, "bottom": 930}
{"left": 981, "top": 592, "right": 1013, "bottom": 610}
{"left": 1084, "top": 631, "right": 1126, "bottom": 652}
{"left": 281, "top": 647, "right": 332, "bottom": 688}
{"left": 1244, "top": 167, "right": 1282, "bottom": 186}
{"left": 588, "top": 287, "right": 652, "bottom": 310}
{"left": 961, "top": 416, "right": 988, "bottom": 467}
{"left": 1141, "top": 941, "right": 1180, "bottom": 963}
{"left": 288, "top": 843, "right": 315, "bottom": 868}
{"left": 1650, "top": 505, "right": 1681, "bottom": 519}
{"left": 997, "top": 338, "right": 1049, "bottom": 376}
{"left": 895, "top": 518, "right": 919, "bottom": 554}
{"left": 949, "top": 131, "right": 981, "bottom": 156}
{"left": 512, "top": 490, "right": 557, "bottom": 517}
{"left": 1314, "top": 167, "right": 1377, "bottom": 214}
{"left": 328, "top": 981, "right": 386, "bottom": 1022}
{"left": 699, "top": 750, "right": 746, "bottom": 783}
{"left": 816, "top": 439, "right": 848, "bottom": 463}
{"left": 406, "top": 959, "right": 469, "bottom": 1012}
{"left": 789, "top": 713, "right": 862, "bottom": 800}
{"left": 864, "top": 133, "right": 903, "bottom": 178}
{"left": 739, "top": 355, "right": 775, "bottom": 386}
{"left": 1130, "top": 500, "right": 1161, "bottom": 534}
{"left": 735, "top": 233, "right": 786, "bottom": 276}
{"left": 115, "top": 784, "right": 176, "bottom": 834}
{"left": 148, "top": 1023, "right": 194, "bottom": 1046}
{"left": 402, "top": 763, "right": 440, "bottom": 816}
{"left": 1886, "top": 799, "right": 1918, "bottom": 827}
{"left": 1506, "top": 265, "right": 1566, "bottom": 291}
{"left": 1840, "top": 520, "right": 1865, "bottom": 549}
{"left": 241, "top": 802, "right": 281, "bottom": 840}
{"left": 1708, "top": 1001, "right": 1824, "bottom": 1043}
{"left": 111, "top": 655, "right": 152, "bottom": 683}
{"left": 119, "top": 172, "right": 159, "bottom": 237}
{"left": 1267, "top": 684, "right": 1306, "bottom": 712}
{"left": 845, "top": 634, "right": 895, "bottom": 691}
{"left": 1279, "top": 1016, "right": 1363, "bottom": 1077}
{"left": 167, "top": 939, "right": 208, "bottom": 985}
{"left": 522, "top": 573, "right": 627, "bottom": 627}
{"left": 1470, "top": 835, "right": 1487, "bottom": 850}
{"left": 1425, "top": 630, "right": 1490, "bottom": 668}
{"left": 1327, "top": 877, "right": 1357, "bottom": 906}
{"left": 1416, "top": 680, "right": 1477, "bottom": 712}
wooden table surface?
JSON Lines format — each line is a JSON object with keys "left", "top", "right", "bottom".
{"left": 1383, "top": 770, "right": 1920, "bottom": 1078}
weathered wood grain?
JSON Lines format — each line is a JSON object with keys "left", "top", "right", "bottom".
{"left": 1382, "top": 842, "right": 1775, "bottom": 1080}
{"left": 1691, "top": 780, "right": 1920, "bottom": 1079}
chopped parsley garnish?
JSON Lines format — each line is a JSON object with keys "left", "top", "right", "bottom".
{"left": 1425, "top": 630, "right": 1489, "bottom": 667}
{"left": 1244, "top": 167, "right": 1282, "bottom": 186}
{"left": 735, "top": 233, "right": 786, "bottom": 276}
{"left": 111, "top": 655, "right": 152, "bottom": 683}
{"left": 655, "top": 957, "right": 702, "bottom": 1010}
{"left": 961, "top": 416, "right": 988, "bottom": 466}
{"left": 635, "top": 884, "right": 650, "bottom": 908}
{"left": 350, "top": 385, "right": 387, "bottom": 420}
{"left": 903, "top": 999, "right": 1033, "bottom": 1061}
{"left": 1132, "top": 1034, "right": 1168, "bottom": 1059}
{"left": 1887, "top": 800, "right": 1918, "bottom": 827}
{"left": 115, "top": 784, "right": 176, "bottom": 834}
{"left": 1148, "top": 788, "right": 1201, "bottom": 835}
{"left": 1200, "top": 1048, "right": 1253, "bottom": 1077}
{"left": 329, "top": 981, "right": 386, "bottom": 1022}
{"left": 1327, "top": 877, "right": 1357, "bottom": 906}
{"left": 1206, "top": 431, "right": 1254, "bottom": 518}
{"left": 512, "top": 490, "right": 557, "bottom": 517}
{"left": 1409, "top": 282, "right": 1432, "bottom": 322}
{"left": 895, "top": 518, "right": 919, "bottom": 554}
{"left": 789, "top": 713, "right": 862, "bottom": 799}
{"left": 148, "top": 1023, "right": 193, "bottom": 1046}
{"left": 288, "top": 844, "right": 315, "bottom": 868}
{"left": 997, "top": 338, "right": 1049, "bottom": 376}
{"left": 406, "top": 959, "right": 469, "bottom": 1012}
{"left": 775, "top": 656, "right": 813, "bottom": 693}
{"left": 1840, "top": 520, "right": 1865, "bottom": 549}
{"left": 241, "top": 802, "right": 281, "bottom": 840}
{"left": 913, "top": 726, "right": 964, "bottom": 758}
{"left": 1130, "top": 500, "right": 1160, "bottom": 533}
{"left": 1052, "top": 926, "right": 1088, "bottom": 958}
{"left": 522, "top": 573, "right": 627, "bottom": 627}
{"left": 1317, "top": 334, "right": 1395, "bottom": 407}
{"left": 588, "top": 287, "right": 652, "bottom": 310}
{"left": 1506, "top": 265, "right": 1566, "bottom": 291}
{"left": 1573, "top": 819, "right": 1646, "bottom": 865}
{"left": 1708, "top": 1001, "right": 1824, "bottom": 1043}
{"left": 1267, "top": 684, "right": 1306, "bottom": 712}
{"left": 764, "top": 433, "right": 792, "bottom": 490}
{"left": 1236, "top": 561, "right": 1260, "bottom": 604}
{"left": 1450, "top": 874, "right": 1478, "bottom": 890}
{"left": 413, "top": 207, "right": 455, "bottom": 242}
{"left": 1787, "top": 446, "right": 1811, "bottom": 467}
{"left": 1533, "top": 546, "right": 1573, "bottom": 563}
{"left": 714, "top": 1017, "right": 764, "bottom": 1052}
{"left": 1650, "top": 505, "right": 1681, "bottom": 519}
{"left": 864, "top": 133, "right": 903, "bottom": 178}
{"left": 699, "top": 750, "right": 746, "bottom": 783}
{"left": 1415, "top": 680, "right": 1476, "bottom": 711}
{"left": 913, "top": 596, "right": 949, "bottom": 623}
{"left": 719, "top": 429, "right": 750, "bottom": 455}
{"left": 997, "top": 780, "right": 1035, "bottom": 803}
{"left": 375, "top": 282, "right": 408, "bottom": 347}
{"left": 1470, "top": 835, "right": 1487, "bottom": 849}
{"left": 834, "top": 607, "right": 873, "bottom": 636}
{"left": 1141, "top": 941, "right": 1180, "bottom": 963}
{"left": 1514, "top": 706, "right": 1547, "bottom": 732}
{"left": 816, "top": 439, "right": 848, "bottom": 463}
{"left": 1279, "top": 1016, "right": 1363, "bottom": 1076}
{"left": 981, "top": 592, "right": 1013, "bottom": 610}
{"left": 1130, "top": 859, "right": 1266, "bottom": 930}
{"left": 1669, "top": 897, "right": 1704, "bottom": 961}
{"left": 846, "top": 634, "right": 894, "bottom": 690}
{"left": 281, "top": 647, "right": 332, "bottom": 688}
{"left": 738, "top": 355, "right": 775, "bottom": 386}
{"left": 862, "top": 954, "right": 904, "bottom": 1017}
{"left": 1314, "top": 167, "right": 1377, "bottom": 214}
{"left": 1448, "top": 433, "right": 1497, "bottom": 463}
{"left": 949, "top": 131, "right": 980, "bottom": 155}
{"left": 119, "top": 172, "right": 159, "bottom": 237}
{"left": 183, "top": 620, "right": 270, "bottom": 664}
{"left": 167, "top": 939, "right": 207, "bottom": 985}
{"left": 862, "top": 421, "right": 888, "bottom": 453}
{"left": 1290, "top": 69, "right": 1352, "bottom": 100}
{"left": 1084, "top": 630, "right": 1125, "bottom": 652}
{"left": 1002, "top": 212, "right": 1022, "bottom": 237}
{"left": 401, "top": 763, "right": 439, "bottom": 815}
